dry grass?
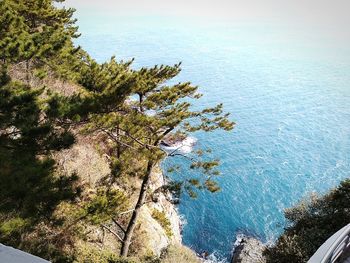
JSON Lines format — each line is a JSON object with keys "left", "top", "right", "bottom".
{"left": 160, "top": 245, "right": 200, "bottom": 263}
{"left": 8, "top": 61, "right": 82, "bottom": 96}
{"left": 54, "top": 135, "right": 111, "bottom": 188}
{"left": 74, "top": 242, "right": 138, "bottom": 263}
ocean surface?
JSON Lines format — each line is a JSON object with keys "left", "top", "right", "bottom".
{"left": 74, "top": 14, "right": 350, "bottom": 262}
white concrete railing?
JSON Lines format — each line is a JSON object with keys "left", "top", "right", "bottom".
{"left": 308, "top": 223, "right": 350, "bottom": 263}
{"left": 0, "top": 243, "right": 50, "bottom": 263}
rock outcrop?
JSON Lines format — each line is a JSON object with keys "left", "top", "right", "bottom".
{"left": 231, "top": 235, "right": 266, "bottom": 263}
{"left": 136, "top": 165, "right": 183, "bottom": 256}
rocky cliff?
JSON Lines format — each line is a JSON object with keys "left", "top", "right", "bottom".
{"left": 133, "top": 165, "right": 183, "bottom": 256}
{"left": 231, "top": 235, "right": 266, "bottom": 263}
{"left": 54, "top": 135, "right": 197, "bottom": 261}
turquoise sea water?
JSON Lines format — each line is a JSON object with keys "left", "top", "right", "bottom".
{"left": 74, "top": 15, "right": 350, "bottom": 261}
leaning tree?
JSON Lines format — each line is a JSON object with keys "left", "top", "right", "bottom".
{"left": 81, "top": 61, "right": 235, "bottom": 257}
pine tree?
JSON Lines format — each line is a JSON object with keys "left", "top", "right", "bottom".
{"left": 82, "top": 62, "right": 234, "bottom": 257}
{"left": 0, "top": 2, "right": 84, "bottom": 259}
{"left": 0, "top": 0, "right": 81, "bottom": 82}
{"left": 0, "top": 69, "right": 80, "bottom": 258}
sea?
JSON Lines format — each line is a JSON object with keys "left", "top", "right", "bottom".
{"left": 73, "top": 13, "right": 350, "bottom": 262}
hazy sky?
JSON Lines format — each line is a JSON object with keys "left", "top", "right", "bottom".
{"left": 65, "top": 0, "right": 350, "bottom": 41}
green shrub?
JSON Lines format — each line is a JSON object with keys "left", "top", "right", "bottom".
{"left": 151, "top": 209, "right": 172, "bottom": 238}
{"left": 264, "top": 179, "right": 350, "bottom": 263}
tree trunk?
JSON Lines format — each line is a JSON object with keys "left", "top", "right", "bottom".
{"left": 138, "top": 93, "right": 144, "bottom": 112}
{"left": 120, "top": 160, "right": 154, "bottom": 257}
{"left": 116, "top": 124, "right": 120, "bottom": 159}
{"left": 26, "top": 60, "right": 30, "bottom": 85}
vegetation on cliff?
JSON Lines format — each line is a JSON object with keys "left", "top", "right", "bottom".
{"left": 264, "top": 179, "right": 350, "bottom": 263}
{"left": 0, "top": 0, "right": 233, "bottom": 262}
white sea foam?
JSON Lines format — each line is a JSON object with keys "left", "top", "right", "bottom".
{"left": 179, "top": 213, "right": 188, "bottom": 226}
{"left": 201, "top": 251, "right": 228, "bottom": 263}
{"left": 232, "top": 233, "right": 245, "bottom": 249}
{"left": 162, "top": 136, "right": 197, "bottom": 154}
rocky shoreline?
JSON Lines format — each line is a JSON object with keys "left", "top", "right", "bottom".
{"left": 145, "top": 164, "right": 202, "bottom": 262}
{"left": 231, "top": 235, "right": 266, "bottom": 263}
{"left": 148, "top": 165, "right": 183, "bottom": 245}
{"left": 158, "top": 137, "right": 267, "bottom": 263}
{"left": 56, "top": 136, "right": 265, "bottom": 263}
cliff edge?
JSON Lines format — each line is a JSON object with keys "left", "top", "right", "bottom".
{"left": 231, "top": 235, "right": 266, "bottom": 263}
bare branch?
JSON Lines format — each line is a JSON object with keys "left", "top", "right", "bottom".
{"left": 112, "top": 218, "right": 126, "bottom": 234}
{"left": 167, "top": 144, "right": 185, "bottom": 156}
{"left": 156, "top": 126, "right": 174, "bottom": 144}
{"left": 101, "top": 224, "right": 124, "bottom": 242}
{"left": 119, "top": 209, "right": 134, "bottom": 215}
{"left": 168, "top": 152, "right": 195, "bottom": 161}
{"left": 101, "top": 129, "right": 138, "bottom": 151}
{"left": 159, "top": 146, "right": 195, "bottom": 161}
{"left": 117, "top": 127, "right": 152, "bottom": 149}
